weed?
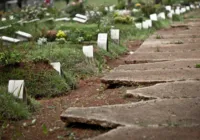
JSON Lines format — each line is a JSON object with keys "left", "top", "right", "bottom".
{"left": 195, "top": 64, "right": 200, "bottom": 68}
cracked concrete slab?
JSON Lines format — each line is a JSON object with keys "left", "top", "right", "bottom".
{"left": 126, "top": 81, "right": 200, "bottom": 99}
{"left": 61, "top": 98, "right": 200, "bottom": 127}
{"left": 150, "top": 34, "right": 200, "bottom": 39}
{"left": 101, "top": 69, "right": 200, "bottom": 85}
{"left": 89, "top": 126, "right": 200, "bottom": 140}
{"left": 125, "top": 51, "right": 200, "bottom": 63}
{"left": 136, "top": 44, "right": 200, "bottom": 52}
{"left": 141, "top": 38, "right": 200, "bottom": 46}
{"left": 114, "top": 60, "right": 200, "bottom": 71}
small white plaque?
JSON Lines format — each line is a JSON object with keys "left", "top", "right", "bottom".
{"left": 150, "top": 13, "right": 157, "bottom": 21}
{"left": 146, "top": 20, "right": 152, "bottom": 28}
{"left": 105, "top": 7, "right": 109, "bottom": 11}
{"left": 9, "top": 15, "right": 14, "bottom": 20}
{"left": 165, "top": 5, "right": 171, "bottom": 11}
{"left": 110, "top": 29, "right": 120, "bottom": 40}
{"left": 1, "top": 18, "right": 6, "bottom": 21}
{"left": 175, "top": 8, "right": 180, "bottom": 15}
{"left": 83, "top": 45, "right": 93, "bottom": 58}
{"left": 142, "top": 21, "right": 149, "bottom": 29}
{"left": 158, "top": 12, "right": 166, "bottom": 19}
{"left": 135, "top": 23, "right": 142, "bottom": 30}
{"left": 50, "top": 62, "right": 61, "bottom": 75}
{"left": 8, "top": 80, "right": 25, "bottom": 99}
{"left": 167, "top": 12, "right": 173, "bottom": 18}
{"left": 109, "top": 5, "right": 115, "bottom": 11}
{"left": 97, "top": 33, "right": 108, "bottom": 51}
{"left": 186, "top": 6, "right": 190, "bottom": 11}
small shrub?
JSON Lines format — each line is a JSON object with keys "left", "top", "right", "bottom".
{"left": 0, "top": 87, "right": 30, "bottom": 120}
{"left": 0, "top": 51, "right": 22, "bottom": 66}
{"left": 196, "top": 64, "right": 200, "bottom": 68}
{"left": 114, "top": 15, "right": 133, "bottom": 24}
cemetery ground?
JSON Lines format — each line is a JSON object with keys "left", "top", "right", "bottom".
{"left": 1, "top": 2, "right": 200, "bottom": 140}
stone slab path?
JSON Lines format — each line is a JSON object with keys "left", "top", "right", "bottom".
{"left": 61, "top": 14, "right": 200, "bottom": 139}
{"left": 89, "top": 126, "right": 200, "bottom": 140}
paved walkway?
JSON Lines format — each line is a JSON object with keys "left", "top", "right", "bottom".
{"left": 61, "top": 15, "right": 200, "bottom": 139}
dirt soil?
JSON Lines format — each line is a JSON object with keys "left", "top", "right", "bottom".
{"left": 1, "top": 40, "right": 143, "bottom": 140}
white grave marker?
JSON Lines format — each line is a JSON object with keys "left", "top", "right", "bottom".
{"left": 146, "top": 20, "right": 152, "bottom": 28}
{"left": 1, "top": 18, "right": 6, "bottom": 21}
{"left": 50, "top": 62, "right": 61, "bottom": 75}
{"left": 150, "top": 13, "right": 158, "bottom": 21}
{"left": 142, "top": 21, "right": 149, "bottom": 29}
{"left": 186, "top": 6, "right": 190, "bottom": 11}
{"left": 8, "top": 80, "right": 25, "bottom": 100}
{"left": 167, "top": 12, "right": 173, "bottom": 18}
{"left": 110, "top": 29, "right": 120, "bottom": 44}
{"left": 158, "top": 12, "right": 166, "bottom": 19}
{"left": 181, "top": 8, "right": 186, "bottom": 13}
{"left": 9, "top": 15, "right": 14, "bottom": 20}
{"left": 135, "top": 23, "right": 142, "bottom": 30}
{"left": 15, "top": 31, "right": 32, "bottom": 41}
{"left": 165, "top": 5, "right": 171, "bottom": 11}
{"left": 175, "top": 8, "right": 180, "bottom": 15}
{"left": 82, "top": 45, "right": 93, "bottom": 58}
{"left": 97, "top": 33, "right": 108, "bottom": 51}
{"left": 109, "top": 5, "right": 115, "bottom": 11}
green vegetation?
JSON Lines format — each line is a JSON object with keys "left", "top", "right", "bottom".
{"left": 195, "top": 64, "right": 200, "bottom": 68}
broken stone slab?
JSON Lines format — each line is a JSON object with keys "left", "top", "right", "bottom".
{"left": 97, "top": 33, "right": 108, "bottom": 51}
{"left": 89, "top": 126, "right": 200, "bottom": 140}
{"left": 15, "top": 31, "right": 32, "bottom": 41}
{"left": 0, "top": 36, "right": 20, "bottom": 46}
{"left": 113, "top": 60, "right": 200, "bottom": 71}
{"left": 150, "top": 33, "right": 200, "bottom": 39}
{"left": 61, "top": 98, "right": 200, "bottom": 127}
{"left": 126, "top": 80, "right": 200, "bottom": 99}
{"left": 101, "top": 69, "right": 200, "bottom": 85}
{"left": 125, "top": 51, "right": 200, "bottom": 63}
{"left": 136, "top": 44, "right": 200, "bottom": 52}
{"left": 50, "top": 62, "right": 61, "bottom": 75}
{"left": 8, "top": 80, "right": 26, "bottom": 101}
{"left": 141, "top": 38, "right": 200, "bottom": 46}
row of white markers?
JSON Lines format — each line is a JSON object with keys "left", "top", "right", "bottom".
{"left": 135, "top": 4, "right": 200, "bottom": 30}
